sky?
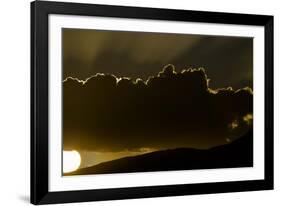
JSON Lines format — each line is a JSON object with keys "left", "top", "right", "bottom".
{"left": 62, "top": 29, "right": 253, "bottom": 169}
{"left": 63, "top": 29, "right": 253, "bottom": 89}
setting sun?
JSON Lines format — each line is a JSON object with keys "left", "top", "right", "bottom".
{"left": 63, "top": 150, "right": 81, "bottom": 173}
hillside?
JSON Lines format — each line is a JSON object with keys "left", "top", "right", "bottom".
{"left": 67, "top": 129, "right": 253, "bottom": 176}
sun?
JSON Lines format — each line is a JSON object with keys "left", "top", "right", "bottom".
{"left": 63, "top": 150, "right": 81, "bottom": 173}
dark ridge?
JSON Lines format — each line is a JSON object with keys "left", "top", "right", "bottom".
{"left": 66, "top": 129, "right": 253, "bottom": 176}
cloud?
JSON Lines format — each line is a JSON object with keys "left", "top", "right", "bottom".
{"left": 63, "top": 65, "right": 253, "bottom": 152}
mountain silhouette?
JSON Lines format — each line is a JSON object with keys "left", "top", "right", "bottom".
{"left": 67, "top": 129, "right": 253, "bottom": 176}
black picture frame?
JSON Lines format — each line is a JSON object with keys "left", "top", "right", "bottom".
{"left": 31, "top": 0, "right": 274, "bottom": 204}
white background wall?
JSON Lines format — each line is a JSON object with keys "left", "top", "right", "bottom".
{"left": 0, "top": 0, "right": 279, "bottom": 205}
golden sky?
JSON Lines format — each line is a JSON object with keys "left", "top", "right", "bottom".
{"left": 63, "top": 28, "right": 253, "bottom": 89}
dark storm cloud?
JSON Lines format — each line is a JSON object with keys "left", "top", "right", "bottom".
{"left": 63, "top": 65, "right": 253, "bottom": 152}
{"left": 63, "top": 29, "right": 253, "bottom": 89}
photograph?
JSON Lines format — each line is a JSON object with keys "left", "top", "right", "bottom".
{"left": 30, "top": 1, "right": 273, "bottom": 204}
{"left": 62, "top": 28, "right": 254, "bottom": 176}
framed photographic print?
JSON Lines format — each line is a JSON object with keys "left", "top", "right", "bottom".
{"left": 31, "top": 0, "right": 274, "bottom": 204}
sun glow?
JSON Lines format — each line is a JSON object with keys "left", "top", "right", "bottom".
{"left": 63, "top": 150, "right": 81, "bottom": 173}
